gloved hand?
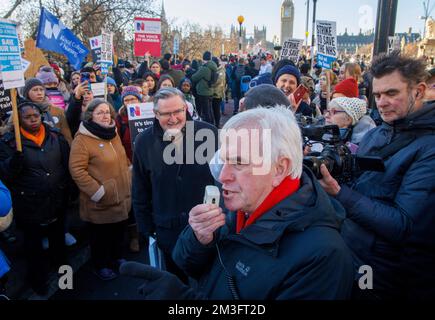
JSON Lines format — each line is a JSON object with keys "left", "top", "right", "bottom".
{"left": 120, "top": 261, "right": 205, "bottom": 300}
{"left": 9, "top": 151, "right": 24, "bottom": 175}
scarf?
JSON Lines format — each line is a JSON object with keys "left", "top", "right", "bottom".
{"left": 83, "top": 120, "right": 116, "bottom": 140}
{"left": 236, "top": 176, "right": 301, "bottom": 234}
{"left": 20, "top": 125, "right": 46, "bottom": 147}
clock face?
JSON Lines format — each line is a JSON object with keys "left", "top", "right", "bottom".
{"left": 284, "top": 7, "right": 290, "bottom": 17}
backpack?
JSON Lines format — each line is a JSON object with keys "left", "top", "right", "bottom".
{"left": 240, "top": 75, "right": 252, "bottom": 94}
{"left": 208, "top": 68, "right": 219, "bottom": 87}
{"left": 233, "top": 65, "right": 246, "bottom": 83}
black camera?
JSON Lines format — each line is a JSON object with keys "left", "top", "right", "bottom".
{"left": 302, "top": 124, "right": 385, "bottom": 184}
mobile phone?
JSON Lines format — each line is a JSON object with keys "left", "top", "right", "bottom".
{"left": 293, "top": 84, "right": 309, "bottom": 106}
{"left": 80, "top": 72, "right": 92, "bottom": 90}
{"left": 203, "top": 185, "right": 220, "bottom": 205}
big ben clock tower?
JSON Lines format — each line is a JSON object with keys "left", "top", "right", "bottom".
{"left": 281, "top": 0, "right": 295, "bottom": 45}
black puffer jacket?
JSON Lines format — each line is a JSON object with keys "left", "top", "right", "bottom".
{"left": 173, "top": 168, "right": 354, "bottom": 300}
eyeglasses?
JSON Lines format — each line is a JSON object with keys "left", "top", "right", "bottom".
{"left": 93, "top": 111, "right": 111, "bottom": 117}
{"left": 325, "top": 109, "right": 347, "bottom": 116}
{"left": 156, "top": 107, "right": 185, "bottom": 119}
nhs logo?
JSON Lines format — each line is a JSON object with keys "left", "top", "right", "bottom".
{"left": 43, "top": 19, "right": 64, "bottom": 40}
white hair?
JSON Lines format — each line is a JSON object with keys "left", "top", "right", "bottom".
{"left": 222, "top": 106, "right": 303, "bottom": 179}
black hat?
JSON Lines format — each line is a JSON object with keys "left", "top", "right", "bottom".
{"left": 18, "top": 100, "right": 43, "bottom": 114}
{"left": 203, "top": 51, "right": 212, "bottom": 61}
{"left": 23, "top": 78, "right": 44, "bottom": 100}
{"left": 244, "top": 84, "right": 291, "bottom": 110}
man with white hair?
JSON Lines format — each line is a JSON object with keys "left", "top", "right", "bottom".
{"left": 122, "top": 107, "right": 354, "bottom": 300}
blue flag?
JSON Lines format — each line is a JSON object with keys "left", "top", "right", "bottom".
{"left": 36, "top": 8, "right": 89, "bottom": 70}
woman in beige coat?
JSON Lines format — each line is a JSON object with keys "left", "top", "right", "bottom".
{"left": 69, "top": 98, "right": 131, "bottom": 281}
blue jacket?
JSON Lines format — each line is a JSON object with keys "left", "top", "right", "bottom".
{"left": 0, "top": 179, "right": 11, "bottom": 278}
{"left": 0, "top": 179, "right": 11, "bottom": 217}
{"left": 337, "top": 102, "right": 435, "bottom": 299}
{"left": 173, "top": 168, "right": 354, "bottom": 300}
{"left": 132, "top": 115, "right": 218, "bottom": 254}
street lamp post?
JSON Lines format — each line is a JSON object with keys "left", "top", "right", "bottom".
{"left": 238, "top": 15, "right": 245, "bottom": 55}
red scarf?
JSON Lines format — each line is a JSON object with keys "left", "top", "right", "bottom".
{"left": 236, "top": 176, "right": 301, "bottom": 234}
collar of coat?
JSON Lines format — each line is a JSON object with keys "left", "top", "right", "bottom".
{"left": 226, "top": 167, "right": 344, "bottom": 250}
{"left": 78, "top": 121, "right": 117, "bottom": 140}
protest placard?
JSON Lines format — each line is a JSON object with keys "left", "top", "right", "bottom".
{"left": 127, "top": 102, "right": 155, "bottom": 145}
{"left": 388, "top": 36, "right": 401, "bottom": 54}
{"left": 280, "top": 39, "right": 303, "bottom": 64}
{"left": 316, "top": 20, "right": 337, "bottom": 70}
{"left": 89, "top": 35, "right": 102, "bottom": 63}
{"left": 0, "top": 77, "right": 12, "bottom": 120}
{"left": 0, "top": 18, "right": 25, "bottom": 89}
{"left": 91, "top": 82, "right": 106, "bottom": 98}
{"left": 134, "top": 18, "right": 161, "bottom": 57}
{"left": 100, "top": 31, "right": 113, "bottom": 64}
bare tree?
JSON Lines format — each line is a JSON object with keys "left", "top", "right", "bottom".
{"left": 1, "top": 0, "right": 159, "bottom": 58}
{"left": 2, "top": 0, "right": 25, "bottom": 19}
{"left": 422, "top": 0, "right": 435, "bottom": 38}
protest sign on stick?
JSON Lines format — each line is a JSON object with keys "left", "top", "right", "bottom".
{"left": 0, "top": 18, "right": 25, "bottom": 151}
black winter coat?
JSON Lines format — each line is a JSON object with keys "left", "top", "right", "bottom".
{"left": 0, "top": 124, "right": 71, "bottom": 224}
{"left": 132, "top": 114, "right": 218, "bottom": 254}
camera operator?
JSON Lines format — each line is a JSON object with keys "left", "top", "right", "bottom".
{"left": 324, "top": 97, "right": 376, "bottom": 152}
{"left": 319, "top": 52, "right": 435, "bottom": 300}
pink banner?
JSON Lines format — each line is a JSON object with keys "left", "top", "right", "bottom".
{"left": 134, "top": 18, "right": 161, "bottom": 58}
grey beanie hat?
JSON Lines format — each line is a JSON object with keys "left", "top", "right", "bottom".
{"left": 244, "top": 84, "right": 291, "bottom": 110}
{"left": 83, "top": 98, "right": 114, "bottom": 121}
{"left": 23, "top": 78, "right": 44, "bottom": 99}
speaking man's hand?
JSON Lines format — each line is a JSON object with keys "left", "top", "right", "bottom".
{"left": 189, "top": 204, "right": 226, "bottom": 246}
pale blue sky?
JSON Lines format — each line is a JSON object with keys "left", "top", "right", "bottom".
{"left": 162, "top": 0, "right": 428, "bottom": 42}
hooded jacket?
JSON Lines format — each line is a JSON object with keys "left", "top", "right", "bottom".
{"left": 172, "top": 168, "right": 354, "bottom": 300}
{"left": 337, "top": 102, "right": 435, "bottom": 299}
{"left": 191, "top": 61, "right": 218, "bottom": 97}
{"left": 132, "top": 114, "right": 218, "bottom": 254}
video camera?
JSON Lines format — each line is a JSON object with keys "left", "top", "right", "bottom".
{"left": 302, "top": 124, "right": 385, "bottom": 184}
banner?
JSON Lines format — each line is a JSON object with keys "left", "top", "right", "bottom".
{"left": 0, "top": 19, "right": 25, "bottom": 89}
{"left": 36, "top": 8, "right": 89, "bottom": 70}
{"left": 89, "top": 35, "right": 102, "bottom": 63}
{"left": 0, "top": 77, "right": 12, "bottom": 120}
{"left": 316, "top": 20, "right": 337, "bottom": 70}
{"left": 127, "top": 102, "right": 155, "bottom": 145}
{"left": 134, "top": 18, "right": 161, "bottom": 57}
{"left": 280, "top": 39, "right": 303, "bottom": 63}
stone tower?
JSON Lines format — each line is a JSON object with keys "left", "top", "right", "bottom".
{"left": 280, "top": 0, "right": 294, "bottom": 45}
{"left": 254, "top": 26, "right": 267, "bottom": 44}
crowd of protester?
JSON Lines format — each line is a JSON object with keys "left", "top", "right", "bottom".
{"left": 0, "top": 48, "right": 434, "bottom": 300}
